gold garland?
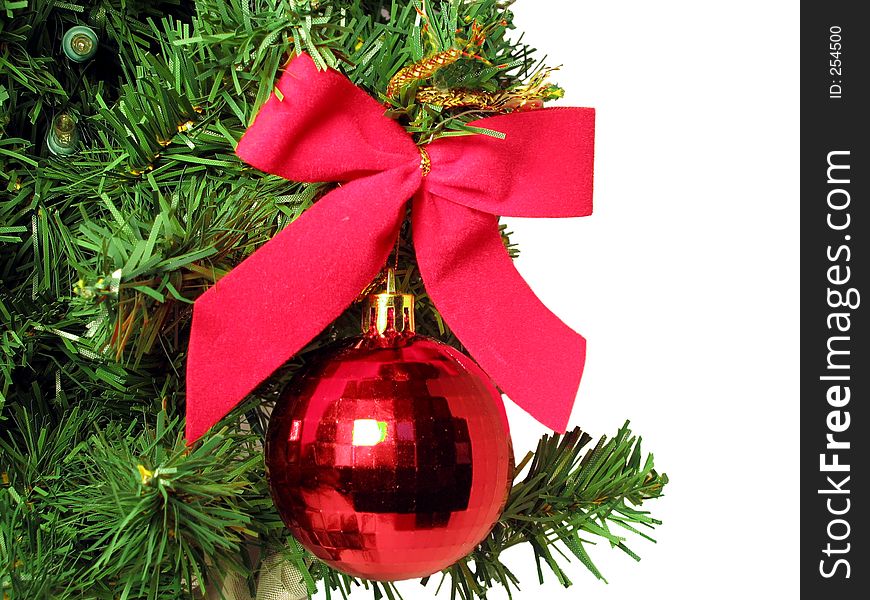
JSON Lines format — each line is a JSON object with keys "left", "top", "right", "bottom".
{"left": 386, "top": 48, "right": 466, "bottom": 99}
{"left": 414, "top": 69, "right": 565, "bottom": 113}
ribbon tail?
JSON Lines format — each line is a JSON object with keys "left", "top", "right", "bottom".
{"left": 186, "top": 167, "right": 420, "bottom": 442}
{"left": 413, "top": 194, "right": 585, "bottom": 432}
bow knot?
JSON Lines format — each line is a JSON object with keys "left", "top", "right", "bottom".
{"left": 185, "top": 53, "right": 595, "bottom": 442}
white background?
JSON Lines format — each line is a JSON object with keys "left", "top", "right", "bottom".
{"left": 405, "top": 1, "right": 800, "bottom": 599}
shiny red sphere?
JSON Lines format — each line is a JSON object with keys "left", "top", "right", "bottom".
{"left": 265, "top": 334, "right": 513, "bottom": 581}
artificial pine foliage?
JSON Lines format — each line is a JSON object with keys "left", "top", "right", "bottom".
{"left": 1, "top": 1, "right": 667, "bottom": 598}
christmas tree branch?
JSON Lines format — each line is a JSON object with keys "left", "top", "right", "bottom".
{"left": 1, "top": 404, "right": 285, "bottom": 599}
{"left": 1, "top": 2, "right": 668, "bottom": 598}
{"left": 289, "top": 422, "right": 667, "bottom": 600}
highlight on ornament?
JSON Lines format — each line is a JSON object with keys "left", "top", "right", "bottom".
{"left": 350, "top": 419, "right": 388, "bottom": 446}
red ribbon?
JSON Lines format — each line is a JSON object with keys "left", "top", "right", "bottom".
{"left": 185, "top": 53, "right": 595, "bottom": 442}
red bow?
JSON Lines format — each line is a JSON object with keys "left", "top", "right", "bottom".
{"left": 185, "top": 53, "right": 595, "bottom": 442}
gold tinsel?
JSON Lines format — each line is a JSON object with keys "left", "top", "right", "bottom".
{"left": 415, "top": 86, "right": 503, "bottom": 110}
{"left": 414, "top": 69, "right": 565, "bottom": 113}
{"left": 386, "top": 12, "right": 495, "bottom": 99}
{"left": 386, "top": 48, "right": 465, "bottom": 99}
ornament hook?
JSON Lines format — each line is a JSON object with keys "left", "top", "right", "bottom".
{"left": 362, "top": 268, "right": 415, "bottom": 337}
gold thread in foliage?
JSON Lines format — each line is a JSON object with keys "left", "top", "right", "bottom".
{"left": 418, "top": 146, "right": 431, "bottom": 176}
{"left": 137, "top": 464, "right": 154, "bottom": 485}
{"left": 386, "top": 12, "right": 502, "bottom": 99}
{"left": 387, "top": 48, "right": 465, "bottom": 98}
{"left": 415, "top": 86, "right": 501, "bottom": 109}
{"left": 415, "top": 69, "right": 565, "bottom": 113}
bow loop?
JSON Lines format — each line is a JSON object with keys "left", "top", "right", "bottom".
{"left": 186, "top": 53, "right": 595, "bottom": 442}
{"left": 237, "top": 54, "right": 419, "bottom": 182}
{"left": 425, "top": 110, "right": 595, "bottom": 217}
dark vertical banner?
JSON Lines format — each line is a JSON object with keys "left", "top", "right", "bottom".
{"left": 802, "top": 4, "right": 868, "bottom": 596}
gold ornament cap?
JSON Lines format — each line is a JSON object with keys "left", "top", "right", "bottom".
{"left": 362, "top": 268, "right": 415, "bottom": 337}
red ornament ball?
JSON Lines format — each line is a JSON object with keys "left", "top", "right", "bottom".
{"left": 265, "top": 333, "right": 513, "bottom": 581}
